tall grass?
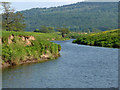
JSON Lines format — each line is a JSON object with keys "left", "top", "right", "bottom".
{"left": 72, "top": 29, "right": 120, "bottom": 48}
{"left": 2, "top": 31, "right": 63, "bottom": 66}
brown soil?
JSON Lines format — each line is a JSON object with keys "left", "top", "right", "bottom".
{"left": 8, "top": 35, "right": 35, "bottom": 46}
{"left": 2, "top": 53, "right": 60, "bottom": 68}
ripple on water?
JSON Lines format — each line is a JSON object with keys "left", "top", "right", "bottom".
{"left": 3, "top": 39, "right": 118, "bottom": 88}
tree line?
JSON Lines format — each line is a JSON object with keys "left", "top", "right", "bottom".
{"left": 34, "top": 25, "right": 70, "bottom": 37}
{"left": 1, "top": 2, "right": 70, "bottom": 37}
{"left": 20, "top": 2, "right": 118, "bottom": 32}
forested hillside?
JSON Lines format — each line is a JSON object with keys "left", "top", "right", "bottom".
{"left": 20, "top": 2, "right": 118, "bottom": 32}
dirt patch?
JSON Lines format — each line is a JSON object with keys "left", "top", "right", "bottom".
{"left": 8, "top": 35, "right": 35, "bottom": 46}
{"left": 2, "top": 63, "right": 11, "bottom": 68}
{"left": 52, "top": 38, "right": 55, "bottom": 40}
{"left": 0, "top": 38, "right": 1, "bottom": 44}
{"left": 8, "top": 35, "right": 14, "bottom": 44}
{"left": 41, "top": 54, "right": 49, "bottom": 59}
{"left": 1, "top": 53, "right": 60, "bottom": 68}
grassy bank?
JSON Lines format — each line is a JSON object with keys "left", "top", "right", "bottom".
{"left": 1, "top": 31, "right": 68, "bottom": 68}
{"left": 72, "top": 29, "right": 120, "bottom": 48}
{"left": 65, "top": 32, "right": 87, "bottom": 39}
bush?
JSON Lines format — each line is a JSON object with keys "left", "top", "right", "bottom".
{"left": 72, "top": 29, "right": 120, "bottom": 48}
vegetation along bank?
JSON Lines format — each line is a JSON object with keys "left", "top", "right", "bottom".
{"left": 1, "top": 31, "right": 69, "bottom": 68}
{"left": 72, "top": 29, "right": 120, "bottom": 48}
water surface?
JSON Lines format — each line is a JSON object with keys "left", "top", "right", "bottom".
{"left": 3, "top": 39, "right": 118, "bottom": 88}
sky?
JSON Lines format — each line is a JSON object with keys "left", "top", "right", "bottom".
{"left": 10, "top": 2, "right": 83, "bottom": 11}
{"left": 0, "top": 0, "right": 84, "bottom": 12}
{"left": 0, "top": 0, "right": 119, "bottom": 12}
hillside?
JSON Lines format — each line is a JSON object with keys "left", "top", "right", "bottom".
{"left": 72, "top": 29, "right": 120, "bottom": 48}
{"left": 20, "top": 2, "right": 118, "bottom": 32}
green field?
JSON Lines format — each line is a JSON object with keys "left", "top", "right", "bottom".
{"left": 1, "top": 31, "right": 68, "bottom": 67}
{"left": 72, "top": 29, "right": 120, "bottom": 48}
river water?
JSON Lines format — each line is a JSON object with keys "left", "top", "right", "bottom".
{"left": 2, "top": 39, "right": 118, "bottom": 88}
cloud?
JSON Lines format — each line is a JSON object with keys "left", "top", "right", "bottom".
{"left": 1, "top": 0, "right": 119, "bottom": 3}
{"left": 84, "top": 0, "right": 119, "bottom": 2}
{"left": 1, "top": 0, "right": 84, "bottom": 2}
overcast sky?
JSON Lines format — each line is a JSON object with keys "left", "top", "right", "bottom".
{"left": 0, "top": 0, "right": 119, "bottom": 11}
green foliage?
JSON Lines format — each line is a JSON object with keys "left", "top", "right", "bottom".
{"left": 1, "top": 2, "right": 26, "bottom": 31}
{"left": 34, "top": 29, "right": 39, "bottom": 32}
{"left": 34, "top": 26, "right": 55, "bottom": 33}
{"left": 57, "top": 27, "right": 70, "bottom": 37}
{"left": 73, "top": 29, "right": 120, "bottom": 48}
{"left": 39, "top": 26, "right": 49, "bottom": 33}
{"left": 57, "top": 27, "right": 70, "bottom": 34}
{"left": 2, "top": 31, "right": 63, "bottom": 66}
{"left": 20, "top": 2, "right": 118, "bottom": 32}
{"left": 65, "top": 32, "right": 82, "bottom": 39}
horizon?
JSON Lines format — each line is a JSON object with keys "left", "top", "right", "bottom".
{"left": 0, "top": 1, "right": 84, "bottom": 13}
{"left": 0, "top": 0, "right": 119, "bottom": 12}
{"left": 11, "top": 2, "right": 83, "bottom": 11}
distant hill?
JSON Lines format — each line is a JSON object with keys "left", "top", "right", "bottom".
{"left": 20, "top": 2, "right": 118, "bottom": 32}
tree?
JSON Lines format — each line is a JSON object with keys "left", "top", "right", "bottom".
{"left": 35, "top": 26, "right": 55, "bottom": 33}
{"left": 1, "top": 2, "right": 25, "bottom": 31}
{"left": 34, "top": 29, "right": 39, "bottom": 32}
{"left": 47, "top": 27, "right": 55, "bottom": 33}
{"left": 57, "top": 27, "right": 70, "bottom": 37}
{"left": 39, "top": 25, "right": 49, "bottom": 33}
{"left": 19, "top": 2, "right": 117, "bottom": 32}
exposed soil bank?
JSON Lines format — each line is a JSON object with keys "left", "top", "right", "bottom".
{"left": 2, "top": 53, "right": 60, "bottom": 68}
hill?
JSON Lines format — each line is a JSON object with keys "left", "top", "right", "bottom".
{"left": 20, "top": 2, "right": 118, "bottom": 32}
{"left": 72, "top": 29, "right": 120, "bottom": 48}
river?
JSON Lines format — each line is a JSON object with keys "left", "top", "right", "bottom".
{"left": 2, "top": 39, "right": 118, "bottom": 88}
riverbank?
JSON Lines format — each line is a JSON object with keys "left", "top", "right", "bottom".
{"left": 72, "top": 29, "right": 120, "bottom": 48}
{"left": 2, "top": 53, "right": 60, "bottom": 68}
{"left": 2, "top": 39, "right": 118, "bottom": 88}
{"left": 1, "top": 31, "right": 68, "bottom": 68}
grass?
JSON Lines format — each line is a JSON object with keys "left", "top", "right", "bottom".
{"left": 2, "top": 31, "right": 66, "bottom": 66}
{"left": 2, "top": 31, "right": 68, "bottom": 43}
{"left": 72, "top": 29, "right": 120, "bottom": 48}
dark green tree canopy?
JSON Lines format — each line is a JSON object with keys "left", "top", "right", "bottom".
{"left": 34, "top": 25, "right": 55, "bottom": 33}
{"left": 57, "top": 27, "right": 70, "bottom": 37}
{"left": 20, "top": 2, "right": 118, "bottom": 32}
